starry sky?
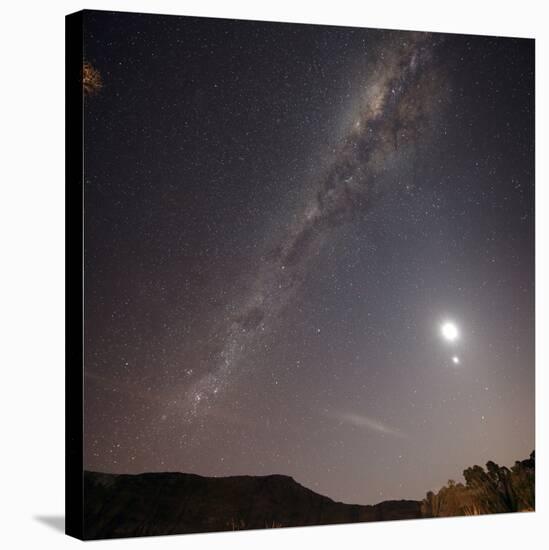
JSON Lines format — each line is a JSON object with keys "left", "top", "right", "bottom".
{"left": 82, "top": 10, "right": 534, "bottom": 505}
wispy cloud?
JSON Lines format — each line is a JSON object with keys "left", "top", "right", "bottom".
{"left": 327, "top": 411, "right": 407, "bottom": 438}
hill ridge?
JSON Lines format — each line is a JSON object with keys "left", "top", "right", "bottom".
{"left": 83, "top": 469, "right": 421, "bottom": 539}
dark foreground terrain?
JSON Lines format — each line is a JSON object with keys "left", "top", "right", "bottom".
{"left": 82, "top": 451, "right": 534, "bottom": 539}
{"left": 83, "top": 470, "right": 421, "bottom": 539}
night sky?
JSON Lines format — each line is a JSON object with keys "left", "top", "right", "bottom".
{"left": 82, "top": 11, "right": 534, "bottom": 505}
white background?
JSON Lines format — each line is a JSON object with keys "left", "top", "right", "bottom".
{"left": 0, "top": 0, "right": 547, "bottom": 548}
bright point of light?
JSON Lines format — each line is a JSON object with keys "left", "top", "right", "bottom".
{"left": 452, "top": 356, "right": 460, "bottom": 365}
{"left": 441, "top": 321, "right": 459, "bottom": 342}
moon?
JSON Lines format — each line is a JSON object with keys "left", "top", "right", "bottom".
{"left": 452, "top": 356, "right": 460, "bottom": 365}
{"left": 441, "top": 321, "right": 459, "bottom": 342}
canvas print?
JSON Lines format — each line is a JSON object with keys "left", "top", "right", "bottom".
{"left": 66, "top": 9, "right": 535, "bottom": 540}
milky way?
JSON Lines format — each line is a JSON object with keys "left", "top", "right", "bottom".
{"left": 179, "top": 34, "right": 444, "bottom": 419}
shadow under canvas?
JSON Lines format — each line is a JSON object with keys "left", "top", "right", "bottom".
{"left": 34, "top": 515, "right": 65, "bottom": 533}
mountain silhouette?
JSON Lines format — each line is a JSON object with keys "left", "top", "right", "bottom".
{"left": 83, "top": 470, "right": 421, "bottom": 539}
